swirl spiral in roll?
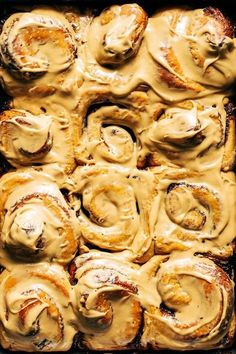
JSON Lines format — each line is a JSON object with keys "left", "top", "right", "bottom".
{"left": 113, "top": 7, "right": 236, "bottom": 100}
{"left": 76, "top": 105, "right": 140, "bottom": 167}
{"left": 141, "top": 101, "right": 225, "bottom": 170}
{"left": 141, "top": 254, "right": 235, "bottom": 350}
{"left": 0, "top": 109, "right": 53, "bottom": 167}
{"left": 151, "top": 169, "right": 234, "bottom": 253}
{"left": 91, "top": 4, "right": 147, "bottom": 66}
{"left": 0, "top": 12, "right": 77, "bottom": 80}
{"left": 0, "top": 263, "right": 77, "bottom": 352}
{"left": 70, "top": 165, "right": 153, "bottom": 258}
{"left": 70, "top": 251, "right": 141, "bottom": 350}
{"left": 0, "top": 171, "right": 79, "bottom": 265}
{"left": 146, "top": 7, "right": 235, "bottom": 92}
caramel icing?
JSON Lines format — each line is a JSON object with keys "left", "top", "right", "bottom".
{"left": 68, "top": 165, "right": 154, "bottom": 260}
{"left": 140, "top": 96, "right": 228, "bottom": 171}
{"left": 89, "top": 4, "right": 147, "bottom": 66}
{"left": 140, "top": 251, "right": 234, "bottom": 350}
{"left": 0, "top": 12, "right": 76, "bottom": 79}
{"left": 71, "top": 251, "right": 142, "bottom": 350}
{"left": 0, "top": 109, "right": 53, "bottom": 166}
{"left": 0, "top": 263, "right": 77, "bottom": 351}
{"left": 0, "top": 170, "right": 80, "bottom": 266}
{"left": 76, "top": 105, "right": 140, "bottom": 167}
{"left": 150, "top": 167, "right": 236, "bottom": 255}
{"left": 0, "top": 3, "right": 235, "bottom": 352}
{"left": 0, "top": 104, "right": 76, "bottom": 172}
{"left": 70, "top": 250, "right": 234, "bottom": 350}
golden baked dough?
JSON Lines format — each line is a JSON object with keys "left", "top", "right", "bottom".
{"left": 0, "top": 108, "right": 75, "bottom": 172}
{"left": 0, "top": 2, "right": 235, "bottom": 352}
{"left": 90, "top": 4, "right": 148, "bottom": 65}
{"left": 0, "top": 170, "right": 79, "bottom": 265}
{"left": 151, "top": 167, "right": 235, "bottom": 255}
{"left": 70, "top": 251, "right": 142, "bottom": 350}
{"left": 139, "top": 98, "right": 234, "bottom": 171}
{"left": 68, "top": 164, "right": 154, "bottom": 260}
{"left": 0, "top": 12, "right": 76, "bottom": 80}
{"left": 141, "top": 253, "right": 235, "bottom": 350}
{"left": 0, "top": 263, "right": 77, "bottom": 351}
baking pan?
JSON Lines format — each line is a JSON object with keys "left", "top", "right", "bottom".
{"left": 0, "top": 0, "right": 235, "bottom": 353}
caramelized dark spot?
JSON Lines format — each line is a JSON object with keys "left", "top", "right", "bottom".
{"left": 68, "top": 260, "right": 78, "bottom": 285}
{"left": 19, "top": 133, "right": 52, "bottom": 158}
{"left": 34, "top": 339, "right": 52, "bottom": 350}
{"left": 112, "top": 275, "right": 138, "bottom": 294}
{"left": 60, "top": 188, "right": 70, "bottom": 203}
{"left": 15, "top": 118, "right": 31, "bottom": 126}
{"left": 40, "top": 107, "right": 47, "bottom": 113}
{"left": 102, "top": 123, "right": 136, "bottom": 142}
{"left": 0, "top": 153, "right": 13, "bottom": 175}
{"left": 0, "top": 265, "right": 5, "bottom": 274}
{"left": 35, "top": 237, "right": 45, "bottom": 251}
{"left": 72, "top": 332, "right": 86, "bottom": 350}
{"left": 0, "top": 86, "right": 11, "bottom": 114}
{"left": 160, "top": 302, "right": 175, "bottom": 317}
{"left": 167, "top": 182, "right": 184, "bottom": 193}
{"left": 203, "top": 7, "right": 234, "bottom": 38}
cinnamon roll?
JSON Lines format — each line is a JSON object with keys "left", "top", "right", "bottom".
{"left": 73, "top": 87, "right": 150, "bottom": 167}
{"left": 0, "top": 109, "right": 52, "bottom": 166}
{"left": 0, "top": 171, "right": 79, "bottom": 265}
{"left": 76, "top": 105, "right": 140, "bottom": 167}
{"left": 0, "top": 12, "right": 77, "bottom": 80}
{"left": 146, "top": 7, "right": 236, "bottom": 94}
{"left": 112, "top": 7, "right": 236, "bottom": 101}
{"left": 151, "top": 168, "right": 236, "bottom": 254}
{"left": 89, "top": 4, "right": 147, "bottom": 66}
{"left": 0, "top": 263, "right": 77, "bottom": 351}
{"left": 70, "top": 251, "right": 141, "bottom": 350}
{"left": 141, "top": 253, "right": 235, "bottom": 350}
{"left": 140, "top": 99, "right": 228, "bottom": 171}
{"left": 68, "top": 165, "right": 154, "bottom": 260}
{"left": 0, "top": 107, "right": 75, "bottom": 171}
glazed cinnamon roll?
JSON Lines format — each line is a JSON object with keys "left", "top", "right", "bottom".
{"left": 0, "top": 12, "right": 77, "bottom": 80}
{"left": 76, "top": 105, "right": 140, "bottom": 167}
{"left": 146, "top": 7, "right": 236, "bottom": 95}
{"left": 70, "top": 251, "right": 141, "bottom": 350}
{"left": 151, "top": 168, "right": 236, "bottom": 255}
{"left": 0, "top": 109, "right": 52, "bottom": 166}
{"left": 0, "top": 263, "right": 76, "bottom": 351}
{"left": 68, "top": 165, "right": 154, "bottom": 260}
{"left": 141, "top": 253, "right": 235, "bottom": 350}
{"left": 112, "top": 7, "right": 236, "bottom": 100}
{"left": 140, "top": 99, "right": 227, "bottom": 171}
{"left": 0, "top": 107, "right": 75, "bottom": 171}
{"left": 89, "top": 4, "right": 147, "bottom": 66}
{"left": 0, "top": 171, "right": 79, "bottom": 265}
{"left": 74, "top": 86, "right": 149, "bottom": 167}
